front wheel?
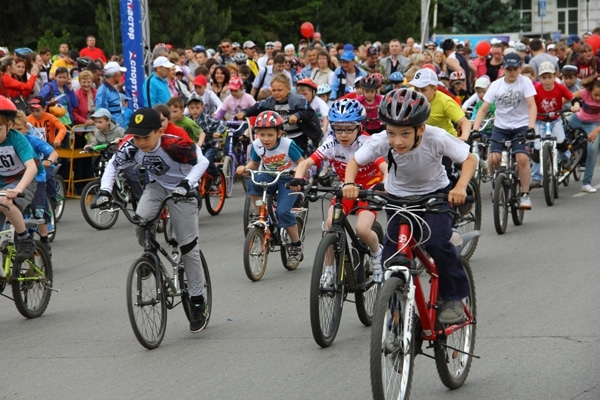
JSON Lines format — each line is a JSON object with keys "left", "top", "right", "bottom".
{"left": 222, "top": 156, "right": 234, "bottom": 198}
{"left": 54, "top": 175, "right": 66, "bottom": 222}
{"left": 243, "top": 227, "right": 269, "bottom": 281}
{"left": 126, "top": 257, "right": 167, "bottom": 350}
{"left": 204, "top": 170, "right": 226, "bottom": 215}
{"left": 542, "top": 143, "right": 556, "bottom": 206}
{"left": 355, "top": 221, "right": 384, "bottom": 327}
{"left": 370, "top": 277, "right": 415, "bottom": 400}
{"left": 11, "top": 241, "right": 53, "bottom": 319}
{"left": 80, "top": 180, "right": 119, "bottom": 230}
{"left": 454, "top": 178, "right": 482, "bottom": 260}
{"left": 434, "top": 257, "right": 477, "bottom": 389}
{"left": 492, "top": 173, "right": 509, "bottom": 235}
{"left": 511, "top": 180, "right": 524, "bottom": 226}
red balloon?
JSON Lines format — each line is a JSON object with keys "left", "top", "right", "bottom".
{"left": 475, "top": 41, "right": 491, "bottom": 57}
{"left": 300, "top": 22, "right": 314, "bottom": 39}
{"left": 588, "top": 35, "right": 600, "bottom": 55}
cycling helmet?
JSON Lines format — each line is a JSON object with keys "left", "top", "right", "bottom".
{"left": 232, "top": 52, "right": 248, "bottom": 65}
{"left": 76, "top": 57, "right": 93, "bottom": 69}
{"left": 0, "top": 96, "right": 17, "bottom": 119}
{"left": 361, "top": 73, "right": 383, "bottom": 90}
{"left": 440, "top": 38, "right": 456, "bottom": 51}
{"left": 316, "top": 84, "right": 331, "bottom": 95}
{"left": 378, "top": 88, "right": 430, "bottom": 126}
{"left": 389, "top": 71, "right": 405, "bottom": 84}
{"left": 449, "top": 70, "right": 466, "bottom": 81}
{"left": 255, "top": 110, "right": 284, "bottom": 129}
{"left": 328, "top": 98, "right": 366, "bottom": 125}
{"left": 193, "top": 45, "right": 206, "bottom": 53}
{"left": 296, "top": 78, "right": 318, "bottom": 91}
{"left": 14, "top": 47, "right": 34, "bottom": 59}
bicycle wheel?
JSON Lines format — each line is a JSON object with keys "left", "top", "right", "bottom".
{"left": 54, "top": 175, "right": 66, "bottom": 222}
{"left": 243, "top": 227, "right": 269, "bottom": 281}
{"left": 204, "top": 170, "right": 226, "bottom": 215}
{"left": 355, "top": 221, "right": 384, "bottom": 327}
{"left": 455, "top": 178, "right": 482, "bottom": 260}
{"left": 242, "top": 194, "right": 257, "bottom": 236}
{"left": 542, "top": 143, "right": 555, "bottom": 206}
{"left": 370, "top": 277, "right": 415, "bottom": 400}
{"left": 309, "top": 233, "right": 344, "bottom": 347}
{"left": 280, "top": 213, "right": 306, "bottom": 271}
{"left": 11, "top": 241, "right": 53, "bottom": 319}
{"left": 571, "top": 145, "right": 584, "bottom": 182}
{"left": 46, "top": 195, "right": 57, "bottom": 243}
{"left": 126, "top": 257, "right": 167, "bottom": 350}
{"left": 511, "top": 180, "right": 524, "bottom": 226}
{"left": 222, "top": 155, "right": 234, "bottom": 198}
{"left": 492, "top": 173, "right": 509, "bottom": 235}
{"left": 434, "top": 257, "right": 477, "bottom": 389}
{"left": 80, "top": 180, "right": 119, "bottom": 230}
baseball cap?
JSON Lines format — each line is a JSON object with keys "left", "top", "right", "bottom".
{"left": 228, "top": 76, "right": 243, "bottom": 91}
{"left": 125, "top": 108, "right": 162, "bottom": 137}
{"left": 153, "top": 56, "right": 174, "bottom": 69}
{"left": 29, "top": 97, "right": 46, "bottom": 109}
{"left": 474, "top": 76, "right": 491, "bottom": 89}
{"left": 265, "top": 41, "right": 275, "bottom": 48}
{"left": 119, "top": 93, "right": 132, "bottom": 102}
{"left": 567, "top": 34, "right": 581, "bottom": 46}
{"left": 409, "top": 68, "right": 439, "bottom": 88}
{"left": 232, "top": 42, "right": 240, "bottom": 49}
{"left": 343, "top": 43, "right": 354, "bottom": 51}
{"left": 367, "top": 46, "right": 379, "bottom": 56}
{"left": 561, "top": 64, "right": 579, "bottom": 75}
{"left": 502, "top": 52, "right": 522, "bottom": 68}
{"left": 538, "top": 61, "right": 556, "bottom": 76}
{"left": 175, "top": 65, "right": 183, "bottom": 74}
{"left": 193, "top": 75, "right": 207, "bottom": 87}
{"left": 193, "top": 45, "right": 205, "bottom": 52}
{"left": 90, "top": 108, "right": 112, "bottom": 120}
{"left": 243, "top": 41, "right": 257, "bottom": 49}
{"left": 547, "top": 44, "right": 556, "bottom": 51}
{"left": 186, "top": 92, "right": 203, "bottom": 105}
{"left": 104, "top": 61, "right": 126, "bottom": 75}
{"left": 340, "top": 51, "right": 355, "bottom": 62}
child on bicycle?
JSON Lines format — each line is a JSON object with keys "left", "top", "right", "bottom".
{"left": 356, "top": 74, "right": 385, "bottom": 135}
{"left": 235, "top": 110, "right": 305, "bottom": 269}
{"left": 290, "top": 99, "right": 387, "bottom": 283}
{"left": 96, "top": 107, "right": 210, "bottom": 333}
{"left": 295, "top": 78, "right": 330, "bottom": 133}
{"left": 167, "top": 97, "right": 204, "bottom": 144}
{"left": 0, "top": 96, "right": 42, "bottom": 260}
{"left": 186, "top": 95, "right": 225, "bottom": 180}
{"left": 342, "top": 89, "right": 476, "bottom": 324}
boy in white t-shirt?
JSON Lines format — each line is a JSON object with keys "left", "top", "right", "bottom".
{"left": 473, "top": 53, "right": 537, "bottom": 209}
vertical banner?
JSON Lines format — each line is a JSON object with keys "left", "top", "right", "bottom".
{"left": 120, "top": 0, "right": 146, "bottom": 110}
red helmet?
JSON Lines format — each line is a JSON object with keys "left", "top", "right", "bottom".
{"left": 255, "top": 111, "right": 284, "bottom": 129}
{"left": 0, "top": 96, "right": 17, "bottom": 119}
{"left": 296, "top": 78, "right": 318, "bottom": 91}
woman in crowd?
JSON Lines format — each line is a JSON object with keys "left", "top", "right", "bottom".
{"left": 72, "top": 70, "right": 97, "bottom": 125}
{"left": 0, "top": 56, "right": 39, "bottom": 99}
{"left": 211, "top": 65, "right": 231, "bottom": 102}
{"left": 310, "top": 49, "right": 335, "bottom": 86}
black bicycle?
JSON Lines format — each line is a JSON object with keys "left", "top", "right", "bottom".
{"left": 306, "top": 186, "right": 384, "bottom": 347}
{"left": 93, "top": 194, "right": 212, "bottom": 349}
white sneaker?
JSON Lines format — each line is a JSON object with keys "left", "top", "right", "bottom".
{"left": 320, "top": 265, "right": 335, "bottom": 288}
{"left": 370, "top": 244, "right": 384, "bottom": 283}
{"left": 582, "top": 184, "right": 597, "bottom": 193}
{"left": 519, "top": 194, "right": 532, "bottom": 210}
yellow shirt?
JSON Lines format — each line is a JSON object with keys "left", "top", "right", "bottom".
{"left": 428, "top": 91, "right": 465, "bottom": 137}
{"left": 50, "top": 58, "right": 74, "bottom": 75}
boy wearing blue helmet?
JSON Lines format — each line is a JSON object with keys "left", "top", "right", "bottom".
{"left": 291, "top": 99, "right": 387, "bottom": 284}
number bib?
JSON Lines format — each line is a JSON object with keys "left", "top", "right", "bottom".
{"left": 0, "top": 147, "right": 25, "bottom": 176}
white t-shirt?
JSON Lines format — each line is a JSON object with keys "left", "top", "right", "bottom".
{"left": 483, "top": 75, "right": 536, "bottom": 129}
{"left": 309, "top": 96, "right": 329, "bottom": 128}
{"left": 354, "top": 126, "right": 469, "bottom": 197}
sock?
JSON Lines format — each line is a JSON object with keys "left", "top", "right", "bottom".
{"left": 370, "top": 248, "right": 382, "bottom": 258}
{"left": 16, "top": 231, "right": 30, "bottom": 240}
{"left": 522, "top": 192, "right": 529, "bottom": 196}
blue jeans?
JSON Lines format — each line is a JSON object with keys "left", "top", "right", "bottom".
{"left": 566, "top": 114, "right": 600, "bottom": 186}
{"left": 246, "top": 173, "right": 297, "bottom": 228}
{"left": 203, "top": 147, "right": 220, "bottom": 177}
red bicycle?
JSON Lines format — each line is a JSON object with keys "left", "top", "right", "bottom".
{"left": 359, "top": 191, "right": 479, "bottom": 400}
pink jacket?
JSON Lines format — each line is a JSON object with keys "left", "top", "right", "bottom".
{"left": 73, "top": 87, "right": 97, "bottom": 125}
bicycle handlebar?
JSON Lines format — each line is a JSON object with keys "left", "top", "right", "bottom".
{"left": 356, "top": 191, "right": 475, "bottom": 210}
{"left": 246, "top": 169, "right": 291, "bottom": 187}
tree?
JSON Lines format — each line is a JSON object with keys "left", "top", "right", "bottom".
{"left": 436, "top": 0, "right": 522, "bottom": 34}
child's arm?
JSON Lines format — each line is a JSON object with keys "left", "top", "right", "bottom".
{"left": 449, "top": 153, "right": 477, "bottom": 205}
{"left": 51, "top": 114, "right": 68, "bottom": 147}
{"left": 198, "top": 130, "right": 206, "bottom": 147}
{"left": 236, "top": 160, "right": 259, "bottom": 175}
{"left": 472, "top": 101, "right": 491, "bottom": 131}
{"left": 526, "top": 96, "right": 537, "bottom": 130}
{"left": 293, "top": 157, "right": 317, "bottom": 180}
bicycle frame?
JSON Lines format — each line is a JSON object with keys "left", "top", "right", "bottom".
{"left": 246, "top": 170, "right": 286, "bottom": 249}
{"left": 538, "top": 113, "right": 559, "bottom": 182}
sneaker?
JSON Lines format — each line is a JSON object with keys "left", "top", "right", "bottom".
{"left": 530, "top": 179, "right": 541, "bottom": 189}
{"left": 519, "top": 194, "right": 532, "bottom": 210}
{"left": 370, "top": 244, "right": 383, "bottom": 283}
{"left": 438, "top": 300, "right": 466, "bottom": 324}
{"left": 320, "top": 265, "right": 335, "bottom": 287}
{"left": 287, "top": 243, "right": 303, "bottom": 269}
{"left": 15, "top": 237, "right": 35, "bottom": 260}
{"left": 582, "top": 184, "right": 597, "bottom": 193}
{"left": 190, "top": 297, "right": 208, "bottom": 333}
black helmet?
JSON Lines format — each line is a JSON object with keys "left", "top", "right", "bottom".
{"left": 77, "top": 57, "right": 93, "bottom": 69}
{"left": 378, "top": 89, "right": 430, "bottom": 126}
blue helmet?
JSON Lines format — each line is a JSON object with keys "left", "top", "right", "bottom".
{"left": 328, "top": 99, "right": 366, "bottom": 124}
{"left": 390, "top": 71, "right": 404, "bottom": 83}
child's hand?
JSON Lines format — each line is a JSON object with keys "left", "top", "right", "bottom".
{"left": 53, "top": 141, "right": 61, "bottom": 148}
{"left": 6, "top": 187, "right": 21, "bottom": 200}
{"left": 288, "top": 115, "right": 298, "bottom": 124}
{"left": 213, "top": 132, "right": 221, "bottom": 138}
{"left": 235, "top": 113, "right": 245, "bottom": 120}
{"left": 235, "top": 165, "right": 247, "bottom": 176}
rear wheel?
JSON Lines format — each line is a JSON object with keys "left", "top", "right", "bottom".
{"left": 204, "top": 170, "right": 226, "bottom": 215}
{"left": 126, "top": 257, "right": 167, "bottom": 350}
{"left": 243, "top": 227, "right": 269, "bottom": 281}
{"left": 434, "top": 257, "right": 477, "bottom": 389}
{"left": 222, "top": 156, "right": 234, "bottom": 198}
{"left": 46, "top": 195, "right": 57, "bottom": 243}
{"left": 492, "top": 173, "right": 508, "bottom": 235}
{"left": 542, "top": 143, "right": 556, "bottom": 206}
{"left": 309, "top": 233, "right": 344, "bottom": 347}
{"left": 370, "top": 277, "right": 415, "bottom": 400}
{"left": 454, "top": 178, "right": 481, "bottom": 260}
{"left": 355, "top": 221, "right": 384, "bottom": 327}
{"left": 280, "top": 213, "right": 306, "bottom": 271}
{"left": 11, "top": 241, "right": 53, "bottom": 319}
{"left": 54, "top": 175, "right": 66, "bottom": 222}
{"left": 80, "top": 180, "right": 119, "bottom": 230}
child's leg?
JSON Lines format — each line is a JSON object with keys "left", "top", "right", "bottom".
{"left": 276, "top": 179, "right": 299, "bottom": 241}
{"left": 203, "top": 147, "right": 220, "bottom": 177}
{"left": 31, "top": 181, "right": 50, "bottom": 237}
{"left": 355, "top": 210, "right": 379, "bottom": 253}
{"left": 45, "top": 166, "right": 57, "bottom": 201}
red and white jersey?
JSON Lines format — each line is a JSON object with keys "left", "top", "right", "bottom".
{"left": 311, "top": 132, "right": 384, "bottom": 188}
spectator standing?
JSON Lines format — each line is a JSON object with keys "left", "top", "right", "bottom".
{"left": 258, "top": 42, "right": 276, "bottom": 69}
{"left": 142, "top": 56, "right": 174, "bottom": 107}
{"left": 38, "top": 47, "right": 53, "bottom": 84}
{"left": 0, "top": 57, "right": 39, "bottom": 100}
{"left": 330, "top": 51, "right": 367, "bottom": 100}
{"left": 243, "top": 41, "right": 260, "bottom": 79}
{"left": 50, "top": 50, "right": 78, "bottom": 80}
{"left": 566, "top": 34, "right": 582, "bottom": 64}
{"left": 527, "top": 39, "right": 560, "bottom": 76}
{"left": 79, "top": 35, "right": 107, "bottom": 64}
{"left": 73, "top": 70, "right": 97, "bottom": 125}
{"left": 95, "top": 61, "right": 126, "bottom": 127}
{"left": 251, "top": 54, "right": 292, "bottom": 98}
{"left": 310, "top": 49, "right": 335, "bottom": 86}
{"left": 380, "top": 39, "right": 410, "bottom": 76}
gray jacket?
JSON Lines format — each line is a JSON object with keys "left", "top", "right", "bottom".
{"left": 380, "top": 55, "right": 410, "bottom": 76}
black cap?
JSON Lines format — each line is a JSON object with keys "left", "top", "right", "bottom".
{"left": 367, "top": 45, "right": 379, "bottom": 56}
{"left": 502, "top": 53, "right": 522, "bottom": 68}
{"left": 126, "top": 108, "right": 162, "bottom": 137}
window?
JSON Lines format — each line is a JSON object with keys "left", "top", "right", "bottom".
{"left": 512, "top": 0, "right": 532, "bottom": 32}
{"left": 557, "top": 0, "right": 578, "bottom": 35}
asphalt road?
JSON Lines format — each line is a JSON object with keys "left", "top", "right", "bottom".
{"left": 1, "top": 176, "right": 599, "bottom": 400}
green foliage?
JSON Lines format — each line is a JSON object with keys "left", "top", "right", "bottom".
{"left": 436, "top": 0, "right": 523, "bottom": 34}
{"left": 37, "top": 29, "right": 73, "bottom": 54}
{"left": 95, "top": 0, "right": 122, "bottom": 56}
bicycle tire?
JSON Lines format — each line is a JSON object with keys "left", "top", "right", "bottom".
{"left": 542, "top": 142, "right": 555, "bottom": 206}
{"left": 243, "top": 227, "right": 269, "bottom": 281}
{"left": 355, "top": 221, "right": 384, "bottom": 327}
{"left": 242, "top": 194, "right": 256, "bottom": 236}
{"left": 493, "top": 173, "right": 509, "bottom": 235}
{"left": 370, "top": 276, "right": 415, "bottom": 400}
{"left": 455, "top": 178, "right": 482, "bottom": 260}
{"left": 280, "top": 214, "right": 306, "bottom": 271}
{"left": 54, "top": 175, "right": 66, "bottom": 222}
{"left": 222, "top": 156, "right": 234, "bottom": 198}
{"left": 309, "top": 233, "right": 344, "bottom": 347}
{"left": 434, "top": 257, "right": 477, "bottom": 389}
{"left": 44, "top": 195, "right": 57, "bottom": 243}
{"left": 11, "top": 241, "right": 53, "bottom": 319}
{"left": 204, "top": 170, "right": 226, "bottom": 215}
{"left": 126, "top": 257, "right": 167, "bottom": 350}
{"left": 511, "top": 180, "right": 524, "bottom": 226}
{"left": 571, "top": 146, "right": 584, "bottom": 182}
{"left": 80, "top": 180, "right": 119, "bottom": 230}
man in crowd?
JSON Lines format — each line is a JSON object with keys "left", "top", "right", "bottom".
{"left": 381, "top": 38, "right": 409, "bottom": 76}
{"left": 79, "top": 35, "right": 107, "bottom": 64}
{"left": 142, "top": 56, "right": 174, "bottom": 107}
